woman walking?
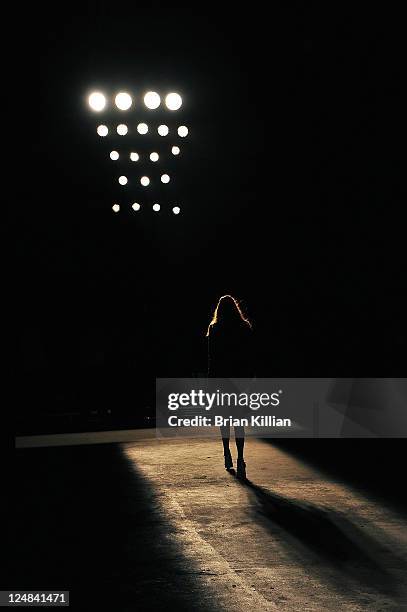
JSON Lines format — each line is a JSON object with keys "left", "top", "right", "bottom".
{"left": 206, "top": 295, "right": 254, "bottom": 479}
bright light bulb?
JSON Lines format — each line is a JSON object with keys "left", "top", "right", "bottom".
{"left": 112, "top": 204, "right": 120, "bottom": 212}
{"left": 130, "top": 152, "right": 139, "bottom": 161}
{"left": 171, "top": 146, "right": 180, "bottom": 155}
{"left": 161, "top": 174, "right": 170, "bottom": 184}
{"left": 153, "top": 203, "right": 160, "bottom": 212}
{"left": 172, "top": 206, "right": 180, "bottom": 215}
{"left": 150, "top": 152, "right": 159, "bottom": 162}
{"left": 158, "top": 125, "right": 169, "bottom": 136}
{"left": 97, "top": 125, "right": 108, "bottom": 137}
{"left": 118, "top": 176, "right": 128, "bottom": 185}
{"left": 140, "top": 176, "right": 150, "bottom": 186}
{"left": 110, "top": 151, "right": 119, "bottom": 160}
{"left": 115, "top": 92, "right": 133, "bottom": 110}
{"left": 165, "top": 93, "right": 182, "bottom": 110}
{"left": 144, "top": 91, "right": 161, "bottom": 109}
{"left": 137, "top": 123, "right": 148, "bottom": 134}
{"left": 117, "top": 124, "right": 128, "bottom": 135}
{"left": 132, "top": 202, "right": 141, "bottom": 211}
{"left": 89, "top": 92, "right": 106, "bottom": 111}
{"left": 178, "top": 125, "right": 188, "bottom": 137}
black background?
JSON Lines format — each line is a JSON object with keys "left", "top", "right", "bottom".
{"left": 11, "top": 4, "right": 406, "bottom": 432}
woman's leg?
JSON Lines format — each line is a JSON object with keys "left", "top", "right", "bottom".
{"left": 235, "top": 426, "right": 246, "bottom": 479}
{"left": 220, "top": 425, "right": 231, "bottom": 454}
{"left": 220, "top": 425, "right": 233, "bottom": 468}
{"left": 234, "top": 426, "right": 245, "bottom": 459}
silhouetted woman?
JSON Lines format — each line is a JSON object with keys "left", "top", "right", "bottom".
{"left": 206, "top": 295, "right": 254, "bottom": 479}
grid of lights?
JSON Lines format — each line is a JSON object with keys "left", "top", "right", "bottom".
{"left": 88, "top": 89, "right": 188, "bottom": 216}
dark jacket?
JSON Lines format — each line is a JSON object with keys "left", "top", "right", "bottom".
{"left": 208, "top": 320, "right": 255, "bottom": 378}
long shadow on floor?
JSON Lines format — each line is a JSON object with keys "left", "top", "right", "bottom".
{"left": 236, "top": 476, "right": 406, "bottom": 603}
{"left": 10, "top": 444, "right": 222, "bottom": 612}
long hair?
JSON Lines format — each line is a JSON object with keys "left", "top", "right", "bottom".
{"left": 206, "top": 295, "right": 253, "bottom": 377}
{"left": 206, "top": 294, "right": 252, "bottom": 337}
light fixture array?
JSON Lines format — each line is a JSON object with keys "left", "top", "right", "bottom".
{"left": 88, "top": 89, "right": 188, "bottom": 215}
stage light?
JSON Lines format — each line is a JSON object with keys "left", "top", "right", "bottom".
{"left": 118, "top": 176, "right": 128, "bottom": 185}
{"left": 97, "top": 125, "right": 108, "bottom": 137}
{"left": 153, "top": 203, "right": 160, "bottom": 212}
{"left": 137, "top": 123, "right": 148, "bottom": 134}
{"left": 178, "top": 125, "right": 188, "bottom": 137}
{"left": 171, "top": 146, "right": 180, "bottom": 155}
{"left": 110, "top": 150, "right": 119, "bottom": 160}
{"left": 112, "top": 204, "right": 120, "bottom": 212}
{"left": 115, "top": 92, "right": 133, "bottom": 110}
{"left": 140, "top": 176, "right": 150, "bottom": 186}
{"left": 117, "top": 124, "right": 128, "bottom": 135}
{"left": 161, "top": 174, "right": 170, "bottom": 184}
{"left": 165, "top": 93, "right": 182, "bottom": 110}
{"left": 130, "top": 152, "right": 139, "bottom": 161}
{"left": 144, "top": 91, "right": 161, "bottom": 109}
{"left": 132, "top": 202, "right": 141, "bottom": 211}
{"left": 172, "top": 206, "right": 180, "bottom": 214}
{"left": 89, "top": 92, "right": 106, "bottom": 111}
{"left": 158, "top": 124, "right": 169, "bottom": 136}
{"left": 150, "top": 152, "right": 159, "bottom": 162}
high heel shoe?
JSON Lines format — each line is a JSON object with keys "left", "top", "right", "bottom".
{"left": 224, "top": 450, "right": 233, "bottom": 470}
{"left": 237, "top": 458, "right": 247, "bottom": 480}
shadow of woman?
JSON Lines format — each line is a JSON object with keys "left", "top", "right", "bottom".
{"left": 233, "top": 476, "right": 405, "bottom": 600}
